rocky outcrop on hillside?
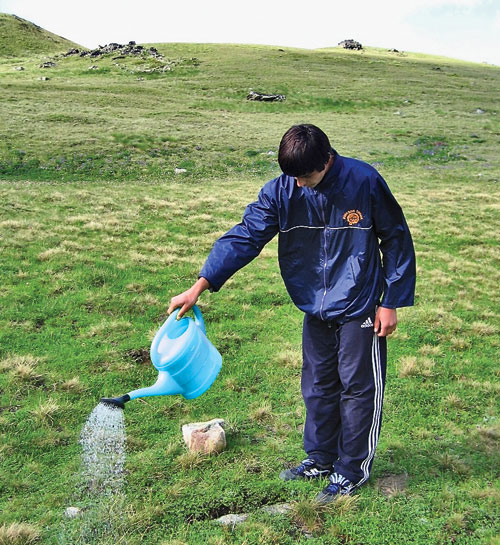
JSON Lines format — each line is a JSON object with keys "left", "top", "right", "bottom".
{"left": 64, "top": 41, "right": 164, "bottom": 60}
{"left": 339, "top": 39, "right": 363, "bottom": 50}
{"left": 247, "top": 91, "right": 286, "bottom": 102}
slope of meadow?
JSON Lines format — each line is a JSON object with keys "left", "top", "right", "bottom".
{"left": 0, "top": 25, "right": 499, "bottom": 545}
{"left": 0, "top": 13, "right": 81, "bottom": 57}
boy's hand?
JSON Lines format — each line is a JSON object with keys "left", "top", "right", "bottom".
{"left": 168, "top": 277, "right": 210, "bottom": 319}
{"left": 374, "top": 307, "right": 397, "bottom": 337}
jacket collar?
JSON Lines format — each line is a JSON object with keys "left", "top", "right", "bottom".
{"left": 314, "top": 148, "right": 342, "bottom": 192}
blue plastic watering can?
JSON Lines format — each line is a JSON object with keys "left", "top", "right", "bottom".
{"left": 101, "top": 305, "right": 222, "bottom": 408}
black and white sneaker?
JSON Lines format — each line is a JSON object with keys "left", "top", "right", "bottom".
{"left": 279, "top": 458, "right": 332, "bottom": 481}
{"left": 315, "top": 473, "right": 354, "bottom": 504}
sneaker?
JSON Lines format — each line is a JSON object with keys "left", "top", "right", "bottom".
{"left": 315, "top": 473, "right": 354, "bottom": 504}
{"left": 279, "top": 458, "right": 332, "bottom": 481}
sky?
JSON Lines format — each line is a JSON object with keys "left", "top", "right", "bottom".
{"left": 1, "top": 0, "right": 499, "bottom": 66}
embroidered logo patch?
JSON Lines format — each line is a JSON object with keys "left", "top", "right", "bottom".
{"left": 343, "top": 209, "right": 364, "bottom": 225}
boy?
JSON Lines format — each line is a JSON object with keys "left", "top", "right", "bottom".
{"left": 168, "top": 124, "right": 416, "bottom": 502}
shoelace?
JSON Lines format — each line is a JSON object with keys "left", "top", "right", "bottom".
{"left": 293, "top": 458, "right": 316, "bottom": 474}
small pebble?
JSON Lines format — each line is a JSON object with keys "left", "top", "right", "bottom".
{"left": 65, "top": 507, "right": 82, "bottom": 518}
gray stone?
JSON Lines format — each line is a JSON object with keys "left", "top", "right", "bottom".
{"left": 64, "top": 506, "right": 82, "bottom": 518}
{"left": 215, "top": 513, "right": 249, "bottom": 525}
{"left": 15, "top": 66, "right": 24, "bottom": 71}
{"left": 247, "top": 91, "right": 286, "bottom": 102}
{"left": 261, "top": 503, "right": 292, "bottom": 515}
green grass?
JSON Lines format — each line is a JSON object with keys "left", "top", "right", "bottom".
{"left": 0, "top": 14, "right": 81, "bottom": 57}
{"left": 0, "top": 34, "right": 499, "bottom": 545}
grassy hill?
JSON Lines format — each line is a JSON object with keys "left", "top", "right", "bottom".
{"left": 0, "top": 13, "right": 81, "bottom": 57}
{"left": 0, "top": 25, "right": 499, "bottom": 545}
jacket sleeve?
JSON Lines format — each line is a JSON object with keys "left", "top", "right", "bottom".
{"left": 199, "top": 183, "right": 279, "bottom": 291}
{"left": 371, "top": 175, "right": 416, "bottom": 308}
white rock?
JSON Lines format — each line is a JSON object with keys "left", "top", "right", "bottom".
{"left": 216, "top": 513, "right": 249, "bottom": 525}
{"left": 182, "top": 418, "right": 226, "bottom": 454}
{"left": 261, "top": 503, "right": 292, "bottom": 515}
{"left": 65, "top": 507, "right": 82, "bottom": 518}
{"left": 174, "top": 168, "right": 187, "bottom": 174}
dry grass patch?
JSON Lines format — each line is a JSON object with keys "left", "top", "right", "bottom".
{"left": 176, "top": 451, "right": 206, "bottom": 470}
{"left": 1, "top": 354, "right": 45, "bottom": 386}
{"left": 398, "top": 355, "right": 435, "bottom": 378}
{"left": 436, "top": 453, "right": 469, "bottom": 476}
{"left": 448, "top": 336, "right": 472, "bottom": 351}
{"left": 419, "top": 344, "right": 442, "bottom": 356}
{"left": 457, "top": 377, "right": 500, "bottom": 394}
{"left": 30, "top": 399, "right": 60, "bottom": 427}
{"left": 0, "top": 522, "right": 40, "bottom": 545}
{"left": 445, "top": 512, "right": 467, "bottom": 533}
{"left": 59, "top": 376, "right": 84, "bottom": 393}
{"left": 444, "top": 393, "right": 465, "bottom": 409}
{"left": 376, "top": 473, "right": 409, "bottom": 497}
{"left": 469, "top": 321, "right": 497, "bottom": 336}
{"left": 87, "top": 320, "right": 132, "bottom": 338}
{"left": 37, "top": 247, "right": 68, "bottom": 261}
{"left": 275, "top": 348, "right": 302, "bottom": 368}
{"left": 249, "top": 401, "right": 274, "bottom": 423}
{"left": 291, "top": 495, "right": 359, "bottom": 535}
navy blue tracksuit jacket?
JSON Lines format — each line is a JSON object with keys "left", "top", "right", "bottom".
{"left": 200, "top": 150, "right": 415, "bottom": 321}
{"left": 200, "top": 150, "right": 416, "bottom": 486}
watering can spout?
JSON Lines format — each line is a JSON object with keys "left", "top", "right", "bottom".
{"left": 126, "top": 371, "right": 183, "bottom": 400}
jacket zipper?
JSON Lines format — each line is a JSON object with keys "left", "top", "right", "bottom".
{"left": 317, "top": 190, "right": 328, "bottom": 321}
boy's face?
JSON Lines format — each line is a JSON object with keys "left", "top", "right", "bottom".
{"left": 294, "top": 155, "right": 333, "bottom": 188}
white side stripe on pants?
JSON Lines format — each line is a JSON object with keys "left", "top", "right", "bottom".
{"left": 353, "top": 333, "right": 383, "bottom": 490}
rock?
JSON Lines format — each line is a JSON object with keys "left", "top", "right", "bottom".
{"left": 214, "top": 503, "right": 292, "bottom": 525}
{"left": 38, "top": 77, "right": 50, "bottom": 81}
{"left": 476, "top": 108, "right": 485, "bottom": 114}
{"left": 40, "top": 61, "right": 56, "bottom": 68}
{"left": 64, "top": 48, "right": 80, "bottom": 56}
{"left": 174, "top": 168, "right": 187, "bottom": 174}
{"left": 15, "top": 66, "right": 24, "bottom": 71}
{"left": 88, "top": 65, "right": 99, "bottom": 70}
{"left": 64, "top": 507, "right": 82, "bottom": 518}
{"left": 247, "top": 91, "right": 286, "bottom": 102}
{"left": 182, "top": 418, "right": 226, "bottom": 454}
{"left": 339, "top": 39, "right": 363, "bottom": 50}
{"left": 261, "top": 503, "right": 291, "bottom": 515}
{"left": 74, "top": 41, "right": 164, "bottom": 60}
{"left": 215, "top": 513, "right": 249, "bottom": 525}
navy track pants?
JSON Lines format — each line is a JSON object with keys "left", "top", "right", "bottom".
{"left": 301, "top": 310, "right": 387, "bottom": 487}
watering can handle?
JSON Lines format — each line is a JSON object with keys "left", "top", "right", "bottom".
{"left": 192, "top": 305, "right": 206, "bottom": 335}
{"left": 166, "top": 305, "right": 206, "bottom": 335}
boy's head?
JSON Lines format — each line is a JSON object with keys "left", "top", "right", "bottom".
{"left": 278, "top": 124, "right": 331, "bottom": 178}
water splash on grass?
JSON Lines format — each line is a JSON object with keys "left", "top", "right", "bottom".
{"left": 79, "top": 402, "right": 126, "bottom": 494}
{"left": 60, "top": 402, "right": 128, "bottom": 544}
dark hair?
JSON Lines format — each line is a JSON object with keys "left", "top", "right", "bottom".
{"left": 278, "top": 124, "right": 331, "bottom": 177}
